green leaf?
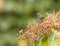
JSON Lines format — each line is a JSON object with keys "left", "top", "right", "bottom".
{"left": 47, "top": 33, "right": 58, "bottom": 46}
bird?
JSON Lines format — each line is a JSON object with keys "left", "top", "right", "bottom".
{"left": 36, "top": 13, "right": 44, "bottom": 22}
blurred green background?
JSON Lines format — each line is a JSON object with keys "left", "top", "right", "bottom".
{"left": 0, "top": 0, "right": 60, "bottom": 46}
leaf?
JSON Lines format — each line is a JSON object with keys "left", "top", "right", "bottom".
{"left": 47, "top": 33, "right": 58, "bottom": 46}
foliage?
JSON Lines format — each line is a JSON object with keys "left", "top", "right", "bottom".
{"left": 18, "top": 11, "right": 60, "bottom": 46}
{"left": 0, "top": 0, "right": 60, "bottom": 46}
